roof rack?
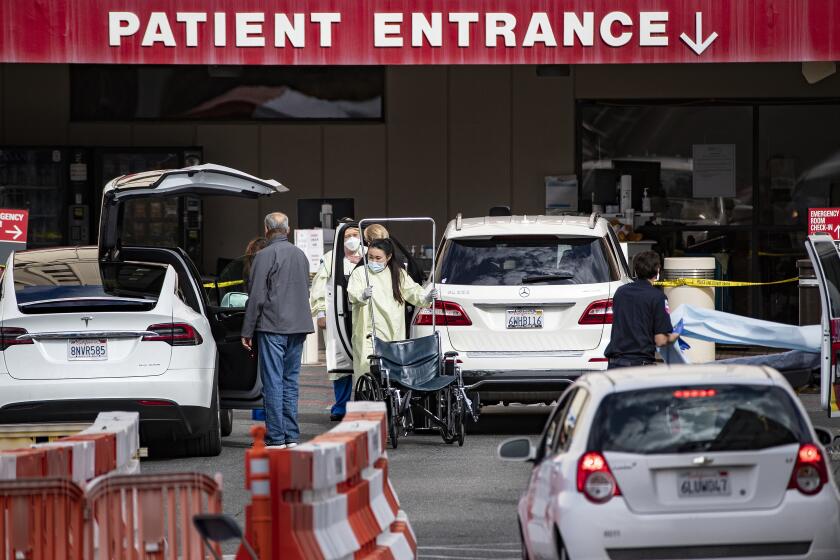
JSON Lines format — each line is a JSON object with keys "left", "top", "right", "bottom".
{"left": 588, "top": 212, "right": 601, "bottom": 229}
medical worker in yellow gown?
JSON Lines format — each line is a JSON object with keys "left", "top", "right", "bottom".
{"left": 347, "top": 238, "right": 437, "bottom": 380}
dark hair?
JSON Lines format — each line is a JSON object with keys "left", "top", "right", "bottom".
{"left": 633, "top": 250, "right": 662, "bottom": 280}
{"left": 243, "top": 236, "right": 268, "bottom": 285}
{"left": 369, "top": 238, "right": 403, "bottom": 304}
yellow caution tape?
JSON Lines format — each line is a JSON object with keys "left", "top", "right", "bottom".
{"left": 654, "top": 277, "right": 799, "bottom": 288}
{"left": 203, "top": 279, "right": 245, "bottom": 289}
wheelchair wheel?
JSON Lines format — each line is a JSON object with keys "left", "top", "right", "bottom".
{"left": 386, "top": 396, "right": 400, "bottom": 449}
{"left": 354, "top": 373, "right": 382, "bottom": 402}
{"left": 441, "top": 387, "right": 458, "bottom": 444}
{"left": 454, "top": 396, "right": 466, "bottom": 447}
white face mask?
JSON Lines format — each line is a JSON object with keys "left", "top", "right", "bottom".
{"left": 344, "top": 236, "right": 361, "bottom": 252}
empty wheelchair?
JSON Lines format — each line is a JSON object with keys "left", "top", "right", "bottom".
{"left": 354, "top": 332, "right": 476, "bottom": 448}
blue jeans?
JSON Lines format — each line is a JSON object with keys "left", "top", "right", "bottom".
{"left": 257, "top": 332, "right": 305, "bottom": 445}
{"left": 331, "top": 376, "right": 352, "bottom": 417}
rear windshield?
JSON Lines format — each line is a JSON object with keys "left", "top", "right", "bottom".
{"left": 589, "top": 385, "right": 808, "bottom": 454}
{"left": 437, "top": 235, "right": 616, "bottom": 286}
{"left": 14, "top": 259, "right": 167, "bottom": 313}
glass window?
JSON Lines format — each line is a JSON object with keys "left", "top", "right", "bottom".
{"left": 589, "top": 385, "right": 807, "bottom": 454}
{"left": 581, "top": 104, "right": 753, "bottom": 226}
{"left": 0, "top": 150, "right": 65, "bottom": 247}
{"left": 14, "top": 257, "right": 166, "bottom": 313}
{"left": 813, "top": 237, "right": 840, "bottom": 318}
{"left": 759, "top": 230, "right": 807, "bottom": 324}
{"left": 553, "top": 389, "right": 589, "bottom": 454}
{"left": 437, "top": 236, "right": 616, "bottom": 286}
{"left": 540, "top": 390, "right": 574, "bottom": 460}
{"left": 71, "top": 65, "right": 384, "bottom": 121}
{"left": 758, "top": 105, "right": 840, "bottom": 226}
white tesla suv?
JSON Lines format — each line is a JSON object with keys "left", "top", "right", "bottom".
{"left": 412, "top": 214, "right": 631, "bottom": 406}
{"left": 500, "top": 365, "right": 840, "bottom": 560}
{"left": 0, "top": 164, "right": 285, "bottom": 457}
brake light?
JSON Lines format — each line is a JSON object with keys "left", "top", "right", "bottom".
{"left": 577, "top": 451, "right": 621, "bottom": 503}
{"left": 143, "top": 323, "right": 203, "bottom": 346}
{"left": 137, "top": 400, "right": 175, "bottom": 407}
{"left": 413, "top": 300, "right": 473, "bottom": 326}
{"left": 0, "top": 327, "right": 33, "bottom": 351}
{"left": 579, "top": 300, "right": 613, "bottom": 325}
{"left": 788, "top": 443, "right": 828, "bottom": 495}
{"left": 673, "top": 389, "right": 717, "bottom": 399}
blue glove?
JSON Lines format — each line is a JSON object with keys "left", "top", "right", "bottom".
{"left": 673, "top": 319, "right": 685, "bottom": 336}
{"left": 678, "top": 337, "right": 691, "bottom": 351}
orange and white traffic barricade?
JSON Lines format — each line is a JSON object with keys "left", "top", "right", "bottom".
{"left": 32, "top": 439, "right": 96, "bottom": 484}
{"left": 239, "top": 401, "right": 418, "bottom": 560}
{"left": 86, "top": 472, "right": 223, "bottom": 560}
{"left": 75, "top": 412, "right": 141, "bottom": 475}
{"left": 0, "top": 477, "right": 86, "bottom": 560}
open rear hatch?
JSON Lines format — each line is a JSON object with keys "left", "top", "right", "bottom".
{"left": 99, "top": 163, "right": 287, "bottom": 260}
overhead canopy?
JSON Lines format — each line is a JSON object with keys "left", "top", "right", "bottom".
{"left": 3, "top": 0, "right": 840, "bottom": 65}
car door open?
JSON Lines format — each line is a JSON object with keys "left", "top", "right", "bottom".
{"left": 805, "top": 233, "right": 840, "bottom": 418}
{"left": 97, "top": 163, "right": 286, "bottom": 408}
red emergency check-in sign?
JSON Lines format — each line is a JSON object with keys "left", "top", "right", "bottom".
{"left": 808, "top": 208, "right": 840, "bottom": 240}
{"left": 0, "top": 209, "right": 28, "bottom": 243}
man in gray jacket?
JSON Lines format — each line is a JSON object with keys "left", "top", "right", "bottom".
{"left": 242, "top": 212, "right": 314, "bottom": 448}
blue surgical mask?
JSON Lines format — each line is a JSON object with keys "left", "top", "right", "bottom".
{"left": 367, "top": 262, "right": 386, "bottom": 273}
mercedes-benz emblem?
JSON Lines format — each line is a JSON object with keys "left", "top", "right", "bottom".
{"left": 81, "top": 316, "right": 93, "bottom": 327}
{"left": 519, "top": 287, "right": 530, "bottom": 298}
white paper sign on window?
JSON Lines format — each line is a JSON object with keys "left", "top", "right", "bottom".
{"left": 692, "top": 144, "right": 736, "bottom": 198}
{"left": 294, "top": 228, "right": 325, "bottom": 273}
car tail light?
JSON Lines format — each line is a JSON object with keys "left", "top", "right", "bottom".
{"left": 413, "top": 300, "right": 473, "bottom": 326}
{"left": 143, "top": 323, "right": 203, "bottom": 346}
{"left": 579, "top": 300, "right": 613, "bottom": 325}
{"left": 831, "top": 318, "right": 840, "bottom": 345}
{"left": 788, "top": 443, "right": 828, "bottom": 495}
{"left": 0, "top": 327, "right": 33, "bottom": 351}
{"left": 577, "top": 451, "right": 621, "bottom": 503}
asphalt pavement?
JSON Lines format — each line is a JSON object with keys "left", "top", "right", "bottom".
{"left": 141, "top": 365, "right": 840, "bottom": 558}
{"left": 141, "top": 365, "right": 549, "bottom": 558}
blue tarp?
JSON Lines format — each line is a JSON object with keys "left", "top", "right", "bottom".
{"left": 656, "top": 305, "right": 822, "bottom": 366}
{"left": 669, "top": 305, "right": 821, "bottom": 353}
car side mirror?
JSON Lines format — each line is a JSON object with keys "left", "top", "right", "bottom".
{"left": 814, "top": 427, "right": 833, "bottom": 446}
{"left": 498, "top": 437, "right": 535, "bottom": 462}
{"left": 220, "top": 291, "right": 248, "bottom": 309}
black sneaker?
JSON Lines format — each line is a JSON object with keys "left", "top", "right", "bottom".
{"left": 330, "top": 414, "right": 344, "bottom": 422}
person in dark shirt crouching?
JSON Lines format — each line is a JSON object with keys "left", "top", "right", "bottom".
{"left": 605, "top": 250, "right": 680, "bottom": 369}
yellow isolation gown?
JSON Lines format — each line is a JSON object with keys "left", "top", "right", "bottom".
{"left": 309, "top": 249, "right": 360, "bottom": 381}
{"left": 347, "top": 264, "right": 430, "bottom": 380}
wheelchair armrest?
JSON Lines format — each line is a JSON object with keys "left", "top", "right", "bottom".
{"left": 444, "top": 351, "right": 459, "bottom": 359}
{"left": 367, "top": 354, "right": 382, "bottom": 361}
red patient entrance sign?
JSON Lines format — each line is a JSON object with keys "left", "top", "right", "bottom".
{"left": 809, "top": 208, "right": 840, "bottom": 240}
{"left": 0, "top": 209, "right": 27, "bottom": 243}
{"left": 2, "top": 0, "right": 840, "bottom": 65}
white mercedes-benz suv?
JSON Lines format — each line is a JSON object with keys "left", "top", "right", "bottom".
{"left": 412, "top": 214, "right": 631, "bottom": 406}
